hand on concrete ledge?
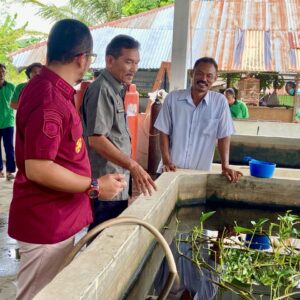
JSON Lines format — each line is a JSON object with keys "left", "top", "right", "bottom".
{"left": 129, "top": 160, "right": 157, "bottom": 196}
{"left": 162, "top": 162, "right": 176, "bottom": 172}
{"left": 222, "top": 167, "right": 243, "bottom": 183}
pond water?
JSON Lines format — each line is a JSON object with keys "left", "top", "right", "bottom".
{"left": 176, "top": 199, "right": 300, "bottom": 232}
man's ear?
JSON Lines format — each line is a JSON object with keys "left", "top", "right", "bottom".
{"left": 106, "top": 55, "right": 114, "bottom": 68}
{"left": 75, "top": 54, "right": 86, "bottom": 68}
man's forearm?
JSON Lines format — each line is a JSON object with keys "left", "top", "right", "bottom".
{"left": 159, "top": 132, "right": 171, "bottom": 164}
{"left": 25, "top": 159, "right": 91, "bottom": 192}
{"left": 217, "top": 136, "right": 231, "bottom": 170}
{"left": 88, "top": 135, "right": 133, "bottom": 170}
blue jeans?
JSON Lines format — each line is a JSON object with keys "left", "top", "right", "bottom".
{"left": 0, "top": 127, "right": 16, "bottom": 173}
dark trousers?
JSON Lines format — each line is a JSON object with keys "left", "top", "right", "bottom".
{"left": 0, "top": 127, "right": 16, "bottom": 173}
{"left": 88, "top": 200, "right": 128, "bottom": 232}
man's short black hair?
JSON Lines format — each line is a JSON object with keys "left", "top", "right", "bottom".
{"left": 106, "top": 35, "right": 140, "bottom": 58}
{"left": 0, "top": 63, "right": 6, "bottom": 70}
{"left": 193, "top": 57, "right": 218, "bottom": 72}
{"left": 25, "top": 62, "right": 43, "bottom": 78}
{"left": 47, "top": 19, "right": 93, "bottom": 64}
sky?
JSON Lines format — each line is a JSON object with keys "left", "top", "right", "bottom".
{"left": 4, "top": 0, "right": 69, "bottom": 33}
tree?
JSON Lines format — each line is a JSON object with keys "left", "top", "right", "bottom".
{"left": 22, "top": 0, "right": 175, "bottom": 26}
{"left": 122, "top": 0, "right": 174, "bottom": 16}
{"left": 22, "top": 0, "right": 123, "bottom": 26}
{"left": 0, "top": 15, "right": 28, "bottom": 82}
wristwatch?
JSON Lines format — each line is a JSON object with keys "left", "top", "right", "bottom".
{"left": 87, "top": 178, "right": 100, "bottom": 199}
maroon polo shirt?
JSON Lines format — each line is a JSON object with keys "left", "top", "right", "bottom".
{"left": 8, "top": 67, "right": 93, "bottom": 244}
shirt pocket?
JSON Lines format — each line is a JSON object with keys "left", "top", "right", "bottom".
{"left": 202, "top": 118, "right": 219, "bottom": 137}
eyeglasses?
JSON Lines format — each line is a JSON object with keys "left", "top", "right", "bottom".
{"left": 75, "top": 52, "right": 97, "bottom": 64}
{"left": 85, "top": 53, "right": 97, "bottom": 64}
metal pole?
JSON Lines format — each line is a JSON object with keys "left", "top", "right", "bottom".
{"left": 170, "top": 0, "right": 191, "bottom": 91}
{"left": 293, "top": 73, "right": 300, "bottom": 122}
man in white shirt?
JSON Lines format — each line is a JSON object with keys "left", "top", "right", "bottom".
{"left": 155, "top": 57, "right": 242, "bottom": 182}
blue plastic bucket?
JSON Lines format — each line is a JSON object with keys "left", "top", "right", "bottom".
{"left": 245, "top": 234, "right": 270, "bottom": 250}
{"left": 249, "top": 160, "right": 276, "bottom": 178}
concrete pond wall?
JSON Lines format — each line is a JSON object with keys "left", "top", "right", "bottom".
{"left": 35, "top": 169, "right": 300, "bottom": 300}
{"left": 214, "top": 120, "right": 300, "bottom": 168}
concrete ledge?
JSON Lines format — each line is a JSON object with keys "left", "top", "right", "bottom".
{"left": 206, "top": 174, "right": 300, "bottom": 207}
{"left": 35, "top": 172, "right": 180, "bottom": 300}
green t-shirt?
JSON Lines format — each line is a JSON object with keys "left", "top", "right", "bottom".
{"left": 0, "top": 81, "right": 15, "bottom": 129}
{"left": 296, "top": 108, "right": 300, "bottom": 120}
{"left": 11, "top": 82, "right": 26, "bottom": 103}
{"left": 229, "top": 99, "right": 249, "bottom": 119}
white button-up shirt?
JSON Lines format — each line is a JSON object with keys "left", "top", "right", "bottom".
{"left": 154, "top": 88, "right": 235, "bottom": 172}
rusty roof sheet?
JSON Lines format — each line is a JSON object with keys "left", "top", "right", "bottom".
{"left": 11, "top": 0, "right": 300, "bottom": 73}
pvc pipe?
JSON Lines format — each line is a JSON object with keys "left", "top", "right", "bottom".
{"left": 59, "top": 217, "right": 179, "bottom": 300}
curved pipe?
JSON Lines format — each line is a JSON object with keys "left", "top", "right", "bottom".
{"left": 60, "top": 217, "right": 179, "bottom": 300}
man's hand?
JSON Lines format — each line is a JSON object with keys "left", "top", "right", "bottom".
{"left": 222, "top": 167, "right": 243, "bottom": 183}
{"left": 162, "top": 162, "right": 176, "bottom": 172}
{"left": 129, "top": 160, "right": 157, "bottom": 196}
{"left": 98, "top": 173, "right": 127, "bottom": 200}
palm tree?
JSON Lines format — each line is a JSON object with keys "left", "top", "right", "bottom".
{"left": 22, "top": 0, "right": 175, "bottom": 26}
{"left": 22, "top": 0, "right": 124, "bottom": 26}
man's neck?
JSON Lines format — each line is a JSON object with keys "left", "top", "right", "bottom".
{"left": 0, "top": 80, "right": 5, "bottom": 87}
{"left": 191, "top": 88, "right": 207, "bottom": 106}
{"left": 47, "top": 64, "right": 76, "bottom": 86}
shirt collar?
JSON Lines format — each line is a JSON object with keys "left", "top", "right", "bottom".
{"left": 177, "top": 88, "right": 210, "bottom": 106}
{"left": 102, "top": 68, "right": 125, "bottom": 97}
{"left": 40, "top": 66, "right": 76, "bottom": 99}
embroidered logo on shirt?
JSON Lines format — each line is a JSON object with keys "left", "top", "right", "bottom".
{"left": 43, "top": 121, "right": 60, "bottom": 138}
{"left": 43, "top": 109, "right": 63, "bottom": 138}
{"left": 75, "top": 137, "right": 82, "bottom": 153}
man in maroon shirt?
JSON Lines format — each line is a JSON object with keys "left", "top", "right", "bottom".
{"left": 8, "top": 19, "right": 126, "bottom": 300}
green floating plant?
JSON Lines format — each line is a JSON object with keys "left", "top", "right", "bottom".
{"left": 176, "top": 210, "right": 300, "bottom": 300}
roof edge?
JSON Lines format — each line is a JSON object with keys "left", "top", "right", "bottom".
{"left": 90, "top": 3, "right": 174, "bottom": 30}
{"left": 11, "top": 3, "right": 174, "bottom": 58}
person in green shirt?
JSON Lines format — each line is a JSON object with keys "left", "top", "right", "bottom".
{"left": 0, "top": 63, "right": 16, "bottom": 180}
{"left": 224, "top": 88, "right": 249, "bottom": 119}
{"left": 10, "top": 62, "right": 42, "bottom": 110}
{"left": 295, "top": 108, "right": 300, "bottom": 123}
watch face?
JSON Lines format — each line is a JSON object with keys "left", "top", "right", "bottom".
{"left": 88, "top": 188, "right": 99, "bottom": 199}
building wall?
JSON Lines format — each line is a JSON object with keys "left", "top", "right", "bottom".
{"left": 248, "top": 106, "right": 294, "bottom": 122}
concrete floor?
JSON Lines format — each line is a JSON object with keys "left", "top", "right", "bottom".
{"left": 0, "top": 177, "right": 17, "bottom": 300}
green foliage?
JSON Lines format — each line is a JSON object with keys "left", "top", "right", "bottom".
{"left": 177, "top": 211, "right": 300, "bottom": 299}
{"left": 122, "top": 0, "right": 174, "bottom": 16}
{"left": 17, "top": 36, "right": 43, "bottom": 49}
{"left": 0, "top": 15, "right": 28, "bottom": 83}
{"left": 255, "top": 73, "right": 285, "bottom": 92}
{"left": 220, "top": 72, "right": 241, "bottom": 88}
{"left": 272, "top": 75, "right": 285, "bottom": 90}
{"left": 22, "top": 0, "right": 124, "bottom": 26}
{"left": 22, "top": 0, "right": 174, "bottom": 26}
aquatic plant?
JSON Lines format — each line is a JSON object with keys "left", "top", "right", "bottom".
{"left": 176, "top": 210, "right": 300, "bottom": 299}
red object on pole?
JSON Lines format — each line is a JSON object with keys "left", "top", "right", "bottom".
{"left": 74, "top": 81, "right": 91, "bottom": 112}
{"left": 124, "top": 84, "right": 139, "bottom": 160}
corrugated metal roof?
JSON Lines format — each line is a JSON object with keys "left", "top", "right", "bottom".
{"left": 11, "top": 0, "right": 300, "bottom": 72}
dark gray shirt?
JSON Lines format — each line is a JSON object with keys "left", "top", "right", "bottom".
{"left": 81, "top": 69, "right": 131, "bottom": 200}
